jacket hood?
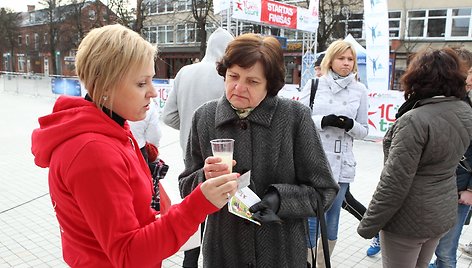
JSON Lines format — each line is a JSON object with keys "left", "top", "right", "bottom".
{"left": 202, "top": 27, "right": 234, "bottom": 63}
{"left": 31, "top": 96, "right": 130, "bottom": 168}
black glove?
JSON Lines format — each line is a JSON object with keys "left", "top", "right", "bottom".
{"left": 321, "top": 114, "right": 343, "bottom": 129}
{"left": 338, "top": 115, "right": 354, "bottom": 131}
{"left": 249, "top": 188, "right": 282, "bottom": 224}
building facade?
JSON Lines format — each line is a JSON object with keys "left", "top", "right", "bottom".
{"left": 143, "top": 0, "right": 472, "bottom": 89}
{"left": 2, "top": 1, "right": 116, "bottom": 76}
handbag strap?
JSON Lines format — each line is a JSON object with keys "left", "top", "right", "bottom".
{"left": 316, "top": 193, "right": 331, "bottom": 268}
{"left": 460, "top": 155, "right": 472, "bottom": 174}
{"left": 309, "top": 192, "right": 331, "bottom": 268}
{"left": 309, "top": 78, "right": 319, "bottom": 110}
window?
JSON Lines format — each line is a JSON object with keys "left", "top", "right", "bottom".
{"left": 18, "top": 55, "right": 25, "bottom": 72}
{"left": 147, "top": 27, "right": 157, "bottom": 44}
{"left": 148, "top": 0, "right": 157, "bottom": 14}
{"left": 389, "top": 11, "right": 401, "bottom": 38}
{"left": 427, "top": 10, "right": 446, "bottom": 37}
{"left": 177, "top": 0, "right": 191, "bottom": 11}
{"left": 237, "top": 22, "right": 257, "bottom": 35}
{"left": 176, "top": 24, "right": 186, "bottom": 43}
{"left": 34, "top": 33, "right": 39, "bottom": 50}
{"left": 282, "top": 29, "right": 300, "bottom": 41}
{"left": 451, "top": 8, "right": 472, "bottom": 37}
{"left": 407, "top": 9, "right": 446, "bottom": 38}
{"left": 158, "top": 25, "right": 174, "bottom": 44}
{"left": 29, "top": 12, "right": 35, "bottom": 23}
{"left": 333, "top": 12, "right": 364, "bottom": 39}
{"left": 176, "top": 24, "right": 197, "bottom": 43}
{"left": 25, "top": 35, "right": 30, "bottom": 46}
{"left": 157, "top": 0, "right": 174, "bottom": 13}
{"left": 18, "top": 35, "right": 22, "bottom": 46}
{"left": 44, "top": 33, "right": 48, "bottom": 45}
{"left": 205, "top": 23, "right": 217, "bottom": 41}
{"left": 348, "top": 13, "right": 364, "bottom": 39}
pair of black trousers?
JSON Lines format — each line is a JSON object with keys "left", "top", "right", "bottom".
{"left": 341, "top": 185, "right": 366, "bottom": 221}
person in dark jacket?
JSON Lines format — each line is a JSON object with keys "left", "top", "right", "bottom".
{"left": 358, "top": 47, "right": 472, "bottom": 268}
{"left": 178, "top": 33, "right": 338, "bottom": 268}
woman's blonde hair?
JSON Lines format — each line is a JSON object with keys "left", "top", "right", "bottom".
{"left": 320, "top": 40, "right": 358, "bottom": 76}
{"left": 75, "top": 24, "right": 157, "bottom": 109}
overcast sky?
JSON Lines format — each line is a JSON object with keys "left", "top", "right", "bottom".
{"left": 0, "top": 0, "right": 137, "bottom": 12}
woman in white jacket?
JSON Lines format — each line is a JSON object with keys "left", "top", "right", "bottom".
{"left": 307, "top": 40, "right": 369, "bottom": 267}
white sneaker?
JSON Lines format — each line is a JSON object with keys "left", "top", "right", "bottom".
{"left": 460, "top": 242, "right": 472, "bottom": 257}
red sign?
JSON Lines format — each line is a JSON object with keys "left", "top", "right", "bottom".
{"left": 261, "top": 0, "right": 297, "bottom": 29}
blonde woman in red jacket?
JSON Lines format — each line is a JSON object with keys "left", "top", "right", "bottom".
{"left": 31, "top": 24, "right": 238, "bottom": 268}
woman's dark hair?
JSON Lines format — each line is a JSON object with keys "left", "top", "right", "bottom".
{"left": 401, "top": 47, "right": 467, "bottom": 100}
{"left": 216, "top": 33, "right": 286, "bottom": 96}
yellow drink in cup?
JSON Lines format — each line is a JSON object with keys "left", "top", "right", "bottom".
{"left": 210, "top": 139, "right": 234, "bottom": 173}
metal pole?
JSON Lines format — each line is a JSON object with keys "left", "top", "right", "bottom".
{"left": 342, "top": 6, "right": 350, "bottom": 37}
{"left": 226, "top": 2, "right": 231, "bottom": 33}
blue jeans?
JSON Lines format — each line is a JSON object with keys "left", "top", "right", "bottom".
{"left": 432, "top": 203, "right": 471, "bottom": 268}
{"left": 307, "top": 182, "right": 349, "bottom": 247}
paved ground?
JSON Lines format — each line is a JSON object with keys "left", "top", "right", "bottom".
{"left": 1, "top": 89, "right": 472, "bottom": 267}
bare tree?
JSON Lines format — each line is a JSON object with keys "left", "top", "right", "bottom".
{"left": 192, "top": 0, "right": 211, "bottom": 60}
{"left": 0, "top": 8, "right": 20, "bottom": 71}
{"left": 305, "top": 0, "right": 363, "bottom": 51}
{"left": 39, "top": 0, "right": 65, "bottom": 75}
{"left": 67, "top": 0, "right": 87, "bottom": 46}
{"left": 108, "top": 0, "right": 133, "bottom": 27}
{"left": 133, "top": 0, "right": 152, "bottom": 34}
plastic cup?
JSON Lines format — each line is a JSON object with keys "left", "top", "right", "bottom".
{"left": 210, "top": 139, "right": 234, "bottom": 173}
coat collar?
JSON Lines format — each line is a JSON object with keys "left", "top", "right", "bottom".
{"left": 416, "top": 96, "right": 461, "bottom": 108}
{"left": 215, "top": 95, "right": 278, "bottom": 128}
{"left": 324, "top": 71, "right": 356, "bottom": 94}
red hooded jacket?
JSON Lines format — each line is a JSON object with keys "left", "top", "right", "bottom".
{"left": 31, "top": 96, "right": 217, "bottom": 267}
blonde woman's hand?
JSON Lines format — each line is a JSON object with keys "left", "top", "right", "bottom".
{"left": 200, "top": 173, "right": 239, "bottom": 208}
{"left": 203, "top": 156, "right": 236, "bottom": 179}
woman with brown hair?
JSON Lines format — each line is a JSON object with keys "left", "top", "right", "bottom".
{"left": 358, "top": 47, "right": 472, "bottom": 268}
{"left": 179, "top": 33, "right": 338, "bottom": 268}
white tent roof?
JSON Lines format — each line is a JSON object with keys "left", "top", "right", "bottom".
{"left": 344, "top": 34, "right": 367, "bottom": 58}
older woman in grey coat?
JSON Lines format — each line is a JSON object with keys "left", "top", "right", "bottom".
{"left": 178, "top": 33, "right": 338, "bottom": 268}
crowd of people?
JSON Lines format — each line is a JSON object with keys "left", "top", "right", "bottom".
{"left": 30, "top": 23, "right": 472, "bottom": 268}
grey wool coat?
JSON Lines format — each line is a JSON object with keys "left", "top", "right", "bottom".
{"left": 358, "top": 97, "right": 472, "bottom": 239}
{"left": 179, "top": 94, "right": 339, "bottom": 268}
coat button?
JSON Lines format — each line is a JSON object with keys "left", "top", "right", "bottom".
{"left": 240, "top": 121, "right": 248, "bottom": 130}
{"left": 336, "top": 156, "right": 341, "bottom": 160}
{"left": 338, "top": 136, "right": 342, "bottom": 139}
{"left": 247, "top": 263, "right": 254, "bottom": 268}
{"left": 329, "top": 99, "right": 333, "bottom": 104}
{"left": 325, "top": 134, "right": 330, "bottom": 138}
{"left": 343, "top": 101, "right": 347, "bottom": 105}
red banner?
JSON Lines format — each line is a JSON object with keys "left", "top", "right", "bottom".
{"left": 261, "top": 0, "right": 297, "bottom": 29}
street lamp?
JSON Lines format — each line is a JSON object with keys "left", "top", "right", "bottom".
{"left": 341, "top": 6, "right": 350, "bottom": 37}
